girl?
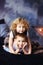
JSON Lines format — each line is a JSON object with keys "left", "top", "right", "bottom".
{"left": 4, "top": 17, "right": 29, "bottom": 45}
{"left": 9, "top": 17, "right": 31, "bottom": 54}
{"left": 3, "top": 34, "right": 31, "bottom": 54}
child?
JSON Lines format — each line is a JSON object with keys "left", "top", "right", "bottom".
{"left": 15, "top": 34, "right": 31, "bottom": 54}
{"left": 10, "top": 17, "right": 29, "bottom": 35}
{"left": 4, "top": 17, "right": 29, "bottom": 46}
{"left": 8, "top": 17, "right": 30, "bottom": 54}
{"left": 3, "top": 34, "right": 31, "bottom": 54}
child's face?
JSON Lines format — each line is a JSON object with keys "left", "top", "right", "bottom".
{"left": 16, "top": 23, "right": 26, "bottom": 33}
{"left": 14, "top": 36, "right": 27, "bottom": 49}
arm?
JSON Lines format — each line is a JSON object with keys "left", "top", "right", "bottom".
{"left": 9, "top": 31, "right": 20, "bottom": 54}
{"left": 8, "top": 31, "right": 15, "bottom": 54}
{"left": 9, "top": 37, "right": 14, "bottom": 54}
{"left": 23, "top": 38, "right": 32, "bottom": 55}
{"left": 9, "top": 37, "right": 20, "bottom": 54}
{"left": 28, "top": 38, "right": 32, "bottom": 54}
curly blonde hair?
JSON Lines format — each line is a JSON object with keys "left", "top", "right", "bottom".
{"left": 10, "top": 17, "right": 30, "bottom": 31}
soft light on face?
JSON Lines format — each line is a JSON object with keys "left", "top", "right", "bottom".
{"left": 16, "top": 36, "right": 26, "bottom": 49}
{"left": 16, "top": 23, "right": 26, "bottom": 33}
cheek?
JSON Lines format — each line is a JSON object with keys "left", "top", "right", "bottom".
{"left": 23, "top": 28, "right": 25, "bottom": 31}
{"left": 17, "top": 27, "right": 20, "bottom": 30}
{"left": 22, "top": 42, "right": 25, "bottom": 46}
{"left": 16, "top": 28, "right": 20, "bottom": 32}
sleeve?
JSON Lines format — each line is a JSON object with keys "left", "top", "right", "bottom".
{"left": 9, "top": 31, "right": 14, "bottom": 38}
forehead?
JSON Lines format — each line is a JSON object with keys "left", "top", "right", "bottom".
{"left": 17, "top": 23, "right": 25, "bottom": 26}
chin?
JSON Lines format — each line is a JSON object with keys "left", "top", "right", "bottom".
{"left": 19, "top": 32, "right": 23, "bottom": 33}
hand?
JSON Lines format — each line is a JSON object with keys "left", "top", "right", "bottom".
{"left": 15, "top": 49, "right": 20, "bottom": 53}
{"left": 23, "top": 42, "right": 27, "bottom": 49}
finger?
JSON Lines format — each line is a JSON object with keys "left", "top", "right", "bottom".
{"left": 23, "top": 43, "right": 27, "bottom": 48}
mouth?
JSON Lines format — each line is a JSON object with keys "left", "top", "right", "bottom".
{"left": 19, "top": 31, "right": 23, "bottom": 33}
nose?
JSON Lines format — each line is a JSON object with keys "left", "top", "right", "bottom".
{"left": 21, "top": 27, "right": 23, "bottom": 30}
{"left": 19, "top": 43, "right": 23, "bottom": 48}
